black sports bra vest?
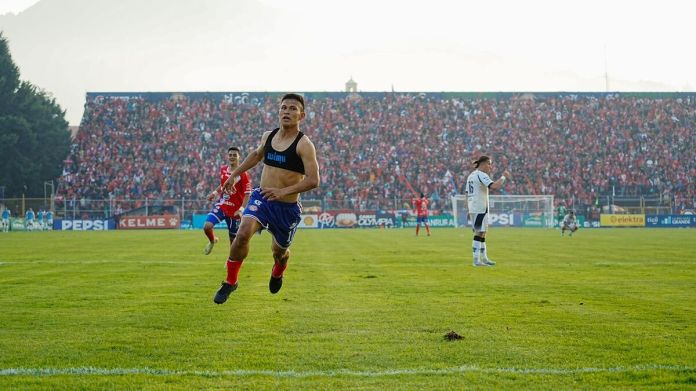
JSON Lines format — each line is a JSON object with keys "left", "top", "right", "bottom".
{"left": 263, "top": 128, "right": 305, "bottom": 174}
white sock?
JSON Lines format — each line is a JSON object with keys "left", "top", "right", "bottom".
{"left": 472, "top": 240, "right": 481, "bottom": 263}
{"left": 481, "top": 243, "right": 488, "bottom": 260}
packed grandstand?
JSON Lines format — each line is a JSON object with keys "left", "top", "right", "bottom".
{"left": 55, "top": 92, "right": 695, "bottom": 218}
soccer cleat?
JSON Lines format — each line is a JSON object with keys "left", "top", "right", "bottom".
{"left": 482, "top": 258, "right": 496, "bottom": 266}
{"left": 203, "top": 236, "right": 219, "bottom": 255}
{"left": 473, "top": 261, "right": 490, "bottom": 267}
{"left": 269, "top": 275, "right": 283, "bottom": 294}
{"left": 213, "top": 281, "right": 238, "bottom": 304}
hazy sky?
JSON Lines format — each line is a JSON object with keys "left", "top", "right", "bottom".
{"left": 1, "top": 0, "right": 695, "bottom": 125}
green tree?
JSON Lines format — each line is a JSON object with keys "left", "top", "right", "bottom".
{"left": 0, "top": 32, "right": 71, "bottom": 197}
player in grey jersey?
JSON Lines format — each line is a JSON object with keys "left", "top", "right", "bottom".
{"left": 561, "top": 211, "right": 578, "bottom": 236}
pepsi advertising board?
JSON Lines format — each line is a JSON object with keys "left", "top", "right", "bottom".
{"left": 55, "top": 219, "right": 116, "bottom": 231}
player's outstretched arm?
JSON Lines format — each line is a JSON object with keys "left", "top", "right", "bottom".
{"left": 223, "top": 132, "right": 269, "bottom": 190}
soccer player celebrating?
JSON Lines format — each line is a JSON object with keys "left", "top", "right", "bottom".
{"left": 213, "top": 93, "right": 320, "bottom": 304}
{"left": 25, "top": 208, "right": 35, "bottom": 231}
{"left": 45, "top": 210, "right": 54, "bottom": 231}
{"left": 561, "top": 210, "right": 579, "bottom": 237}
{"left": 37, "top": 210, "right": 45, "bottom": 230}
{"left": 203, "top": 147, "right": 252, "bottom": 255}
{"left": 466, "top": 156, "right": 511, "bottom": 267}
{"left": 412, "top": 192, "right": 431, "bottom": 236}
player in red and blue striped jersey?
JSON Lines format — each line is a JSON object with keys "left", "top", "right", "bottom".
{"left": 203, "top": 147, "right": 252, "bottom": 255}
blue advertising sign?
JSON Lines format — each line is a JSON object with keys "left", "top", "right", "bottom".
{"left": 55, "top": 219, "right": 116, "bottom": 231}
{"left": 402, "top": 214, "right": 456, "bottom": 228}
{"left": 456, "top": 212, "right": 521, "bottom": 227}
{"left": 192, "top": 214, "right": 228, "bottom": 229}
{"left": 376, "top": 211, "right": 396, "bottom": 228}
{"left": 180, "top": 219, "right": 193, "bottom": 230}
{"left": 645, "top": 215, "right": 696, "bottom": 228}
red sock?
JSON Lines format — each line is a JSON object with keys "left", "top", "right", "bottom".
{"left": 425, "top": 225, "right": 431, "bottom": 235}
{"left": 416, "top": 225, "right": 420, "bottom": 235}
{"left": 226, "top": 258, "right": 243, "bottom": 285}
{"left": 271, "top": 260, "right": 288, "bottom": 278}
{"left": 204, "top": 228, "right": 215, "bottom": 242}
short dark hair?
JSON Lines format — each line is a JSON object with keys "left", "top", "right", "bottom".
{"left": 281, "top": 93, "right": 305, "bottom": 112}
{"left": 228, "top": 146, "right": 240, "bottom": 153}
{"left": 472, "top": 155, "right": 490, "bottom": 168}
{"left": 420, "top": 193, "right": 425, "bottom": 198}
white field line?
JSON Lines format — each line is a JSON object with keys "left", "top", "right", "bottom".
{"left": 0, "top": 365, "right": 693, "bottom": 378}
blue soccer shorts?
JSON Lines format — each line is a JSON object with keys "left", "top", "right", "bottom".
{"left": 243, "top": 188, "right": 301, "bottom": 249}
{"left": 206, "top": 206, "right": 240, "bottom": 241}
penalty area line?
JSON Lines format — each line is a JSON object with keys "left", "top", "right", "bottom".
{"left": 0, "top": 365, "right": 694, "bottom": 378}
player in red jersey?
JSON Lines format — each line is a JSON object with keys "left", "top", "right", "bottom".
{"left": 203, "top": 147, "right": 252, "bottom": 255}
{"left": 412, "top": 192, "right": 431, "bottom": 236}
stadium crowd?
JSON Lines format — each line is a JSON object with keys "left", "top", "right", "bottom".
{"left": 56, "top": 93, "right": 695, "bottom": 215}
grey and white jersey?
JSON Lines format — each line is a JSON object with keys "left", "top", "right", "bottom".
{"left": 563, "top": 213, "right": 577, "bottom": 225}
{"left": 466, "top": 169, "right": 494, "bottom": 214}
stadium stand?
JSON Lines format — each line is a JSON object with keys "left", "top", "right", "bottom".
{"left": 55, "top": 92, "right": 695, "bottom": 217}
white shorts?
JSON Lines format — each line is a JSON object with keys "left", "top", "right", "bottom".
{"left": 470, "top": 213, "right": 489, "bottom": 233}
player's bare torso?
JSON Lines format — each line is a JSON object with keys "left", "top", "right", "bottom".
{"left": 260, "top": 130, "right": 306, "bottom": 203}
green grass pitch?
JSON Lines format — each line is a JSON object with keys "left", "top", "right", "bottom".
{"left": 1, "top": 228, "right": 694, "bottom": 389}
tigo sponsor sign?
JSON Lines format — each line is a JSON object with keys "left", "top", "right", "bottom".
{"left": 645, "top": 214, "right": 696, "bottom": 227}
